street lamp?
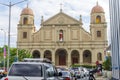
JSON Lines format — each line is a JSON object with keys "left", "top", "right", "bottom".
{"left": 0, "top": 0, "right": 28, "bottom": 71}
{"left": 0, "top": 28, "right": 6, "bottom": 71}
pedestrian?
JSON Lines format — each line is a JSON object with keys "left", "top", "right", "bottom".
{"left": 96, "top": 63, "right": 103, "bottom": 75}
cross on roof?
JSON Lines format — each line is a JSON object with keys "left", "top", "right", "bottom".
{"left": 60, "top": 3, "right": 63, "bottom": 12}
{"left": 96, "top": 0, "right": 98, "bottom": 5}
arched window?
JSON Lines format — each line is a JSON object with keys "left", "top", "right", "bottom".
{"left": 97, "top": 31, "right": 101, "bottom": 37}
{"left": 23, "top": 17, "right": 28, "bottom": 25}
{"left": 96, "top": 15, "right": 101, "bottom": 23}
{"left": 97, "top": 53, "right": 102, "bottom": 61}
{"left": 59, "top": 30, "right": 63, "bottom": 41}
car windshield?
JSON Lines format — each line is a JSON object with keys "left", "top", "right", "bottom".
{"left": 9, "top": 64, "right": 43, "bottom": 77}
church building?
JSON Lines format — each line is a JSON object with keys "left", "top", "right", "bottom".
{"left": 17, "top": 3, "right": 108, "bottom": 67}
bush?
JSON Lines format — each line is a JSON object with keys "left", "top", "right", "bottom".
{"left": 70, "top": 64, "right": 96, "bottom": 68}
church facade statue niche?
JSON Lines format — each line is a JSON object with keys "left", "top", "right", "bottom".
{"left": 59, "top": 30, "right": 63, "bottom": 41}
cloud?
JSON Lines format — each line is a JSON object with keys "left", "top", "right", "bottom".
{"left": 0, "top": 0, "right": 110, "bottom": 47}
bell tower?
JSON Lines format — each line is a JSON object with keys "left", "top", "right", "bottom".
{"left": 17, "top": 6, "right": 35, "bottom": 44}
{"left": 90, "top": 2, "right": 107, "bottom": 41}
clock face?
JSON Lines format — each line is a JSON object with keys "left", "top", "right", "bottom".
{"left": 58, "top": 17, "right": 64, "bottom": 24}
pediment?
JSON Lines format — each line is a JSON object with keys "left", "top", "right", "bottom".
{"left": 42, "top": 12, "right": 80, "bottom": 25}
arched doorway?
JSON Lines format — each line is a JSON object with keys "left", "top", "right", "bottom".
{"left": 71, "top": 50, "right": 79, "bottom": 65}
{"left": 44, "top": 50, "right": 52, "bottom": 61}
{"left": 32, "top": 50, "right": 40, "bottom": 58}
{"left": 55, "top": 49, "right": 67, "bottom": 66}
{"left": 83, "top": 50, "right": 91, "bottom": 63}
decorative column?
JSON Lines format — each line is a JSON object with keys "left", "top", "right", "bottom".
{"left": 40, "top": 49, "right": 44, "bottom": 58}
{"left": 79, "top": 49, "right": 83, "bottom": 65}
{"left": 91, "top": 50, "right": 96, "bottom": 65}
{"left": 52, "top": 50, "right": 55, "bottom": 65}
{"left": 67, "top": 49, "right": 71, "bottom": 67}
{"left": 52, "top": 25, "right": 55, "bottom": 41}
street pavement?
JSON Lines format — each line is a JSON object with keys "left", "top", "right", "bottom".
{"left": 95, "top": 76, "right": 109, "bottom": 80}
{"left": 76, "top": 76, "right": 109, "bottom": 80}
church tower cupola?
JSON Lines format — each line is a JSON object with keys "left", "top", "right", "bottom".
{"left": 19, "top": 6, "right": 34, "bottom": 25}
{"left": 21, "top": 6, "right": 34, "bottom": 16}
{"left": 91, "top": 2, "right": 104, "bottom": 13}
{"left": 90, "top": 2, "right": 106, "bottom": 24}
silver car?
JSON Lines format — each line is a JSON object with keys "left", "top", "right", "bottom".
{"left": 2, "top": 58, "right": 61, "bottom": 80}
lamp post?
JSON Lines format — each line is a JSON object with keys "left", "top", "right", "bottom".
{"left": 0, "top": 0, "right": 28, "bottom": 71}
{"left": 0, "top": 29, "right": 6, "bottom": 71}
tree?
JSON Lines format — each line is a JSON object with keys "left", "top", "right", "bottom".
{"left": 0, "top": 46, "right": 6, "bottom": 68}
{"left": 0, "top": 46, "right": 32, "bottom": 67}
{"left": 9, "top": 48, "right": 32, "bottom": 66}
{"left": 103, "top": 56, "right": 111, "bottom": 71}
{"left": 17, "top": 49, "right": 32, "bottom": 61}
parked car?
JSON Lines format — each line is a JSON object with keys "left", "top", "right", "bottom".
{"left": 1, "top": 58, "right": 62, "bottom": 80}
{"left": 69, "top": 67, "right": 78, "bottom": 77}
{"left": 82, "top": 68, "right": 89, "bottom": 77}
{"left": 60, "top": 71, "right": 73, "bottom": 80}
{"left": 72, "top": 67, "right": 84, "bottom": 79}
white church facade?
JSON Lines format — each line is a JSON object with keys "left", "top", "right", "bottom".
{"left": 17, "top": 3, "right": 108, "bottom": 67}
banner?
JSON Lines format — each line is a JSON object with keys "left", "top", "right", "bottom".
{"left": 4, "top": 47, "right": 6, "bottom": 58}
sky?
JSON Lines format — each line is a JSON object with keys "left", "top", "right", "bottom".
{"left": 0, "top": 0, "right": 110, "bottom": 47}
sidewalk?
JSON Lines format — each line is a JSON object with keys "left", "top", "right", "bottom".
{"left": 95, "top": 71, "right": 112, "bottom": 80}
{"left": 96, "top": 76, "right": 110, "bottom": 80}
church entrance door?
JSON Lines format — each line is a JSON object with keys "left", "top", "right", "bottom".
{"left": 55, "top": 49, "right": 67, "bottom": 66}
{"left": 71, "top": 50, "right": 79, "bottom": 65}
{"left": 59, "top": 52, "right": 66, "bottom": 65}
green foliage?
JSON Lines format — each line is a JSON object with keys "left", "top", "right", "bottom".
{"left": 0, "top": 46, "right": 5, "bottom": 67}
{"left": 9, "top": 48, "right": 32, "bottom": 66}
{"left": 103, "top": 56, "right": 111, "bottom": 71}
{"left": 0, "top": 47, "right": 3, "bottom": 53}
{"left": 0, "top": 46, "right": 32, "bottom": 67}
{"left": 18, "top": 49, "right": 32, "bottom": 61}
{"left": 70, "top": 64, "right": 96, "bottom": 68}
